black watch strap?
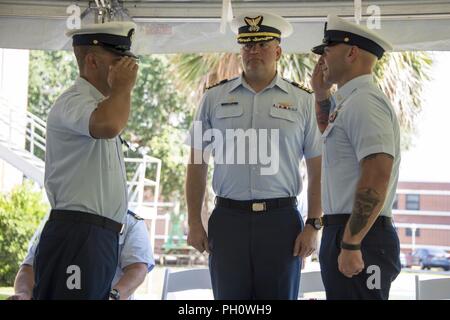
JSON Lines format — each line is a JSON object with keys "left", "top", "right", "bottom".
{"left": 305, "top": 218, "right": 322, "bottom": 230}
{"left": 340, "top": 241, "right": 361, "bottom": 250}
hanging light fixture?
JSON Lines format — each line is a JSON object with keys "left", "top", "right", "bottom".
{"left": 80, "top": 0, "right": 133, "bottom": 25}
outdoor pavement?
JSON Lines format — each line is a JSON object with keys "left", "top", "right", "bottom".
{"left": 135, "top": 260, "right": 450, "bottom": 300}
{"left": 1, "top": 261, "right": 448, "bottom": 300}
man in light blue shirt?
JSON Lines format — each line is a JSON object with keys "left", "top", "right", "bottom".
{"left": 185, "top": 12, "right": 322, "bottom": 300}
{"left": 311, "top": 15, "right": 401, "bottom": 300}
{"left": 34, "top": 21, "right": 139, "bottom": 300}
{"left": 8, "top": 211, "right": 154, "bottom": 300}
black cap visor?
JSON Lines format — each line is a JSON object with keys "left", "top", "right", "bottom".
{"left": 311, "top": 30, "right": 385, "bottom": 58}
{"left": 102, "top": 45, "right": 138, "bottom": 60}
{"left": 311, "top": 41, "right": 339, "bottom": 55}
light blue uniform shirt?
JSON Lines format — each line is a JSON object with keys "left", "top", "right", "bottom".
{"left": 321, "top": 75, "right": 401, "bottom": 217}
{"left": 187, "top": 74, "right": 321, "bottom": 200}
{"left": 45, "top": 77, "right": 128, "bottom": 223}
{"left": 23, "top": 211, "right": 154, "bottom": 300}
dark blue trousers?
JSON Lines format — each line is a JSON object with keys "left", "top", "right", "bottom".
{"left": 208, "top": 205, "right": 303, "bottom": 300}
{"left": 319, "top": 222, "right": 401, "bottom": 300}
{"left": 32, "top": 219, "right": 119, "bottom": 300}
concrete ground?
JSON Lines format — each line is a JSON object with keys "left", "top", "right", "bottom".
{"left": 135, "top": 261, "right": 450, "bottom": 300}
{"left": 1, "top": 261, "right": 448, "bottom": 300}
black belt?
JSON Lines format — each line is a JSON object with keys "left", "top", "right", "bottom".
{"left": 49, "top": 209, "right": 124, "bottom": 234}
{"left": 322, "top": 214, "right": 393, "bottom": 228}
{"left": 215, "top": 196, "right": 297, "bottom": 213}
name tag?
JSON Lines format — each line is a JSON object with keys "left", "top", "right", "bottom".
{"left": 221, "top": 101, "right": 239, "bottom": 106}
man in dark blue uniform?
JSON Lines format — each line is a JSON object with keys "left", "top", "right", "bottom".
{"left": 33, "top": 21, "right": 139, "bottom": 299}
{"left": 185, "top": 12, "right": 322, "bottom": 300}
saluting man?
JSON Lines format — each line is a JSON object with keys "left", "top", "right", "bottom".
{"left": 185, "top": 11, "right": 322, "bottom": 300}
{"left": 33, "top": 21, "right": 139, "bottom": 299}
{"left": 311, "top": 15, "right": 401, "bottom": 300}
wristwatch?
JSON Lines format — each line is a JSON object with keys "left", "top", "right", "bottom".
{"left": 109, "top": 288, "right": 120, "bottom": 300}
{"left": 305, "top": 218, "right": 323, "bottom": 230}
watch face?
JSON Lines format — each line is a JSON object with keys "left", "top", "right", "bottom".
{"left": 314, "top": 219, "right": 322, "bottom": 229}
{"left": 110, "top": 289, "right": 120, "bottom": 300}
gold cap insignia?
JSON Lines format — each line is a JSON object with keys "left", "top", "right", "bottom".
{"left": 244, "top": 16, "right": 263, "bottom": 32}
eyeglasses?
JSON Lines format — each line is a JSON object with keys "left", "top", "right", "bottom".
{"left": 241, "top": 42, "right": 274, "bottom": 52}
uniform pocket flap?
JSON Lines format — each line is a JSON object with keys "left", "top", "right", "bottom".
{"left": 215, "top": 105, "right": 243, "bottom": 119}
{"left": 269, "top": 107, "right": 296, "bottom": 122}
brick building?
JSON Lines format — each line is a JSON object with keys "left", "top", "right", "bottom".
{"left": 393, "top": 181, "right": 450, "bottom": 253}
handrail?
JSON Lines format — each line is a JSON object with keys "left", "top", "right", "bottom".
{"left": 1, "top": 96, "right": 162, "bottom": 221}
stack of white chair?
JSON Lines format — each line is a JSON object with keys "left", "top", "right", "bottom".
{"left": 415, "top": 275, "right": 450, "bottom": 300}
{"left": 161, "top": 267, "right": 212, "bottom": 300}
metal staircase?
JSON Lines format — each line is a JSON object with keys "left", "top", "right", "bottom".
{"left": 1, "top": 94, "right": 163, "bottom": 294}
{"left": 0, "top": 95, "right": 162, "bottom": 222}
{"left": 0, "top": 96, "right": 46, "bottom": 186}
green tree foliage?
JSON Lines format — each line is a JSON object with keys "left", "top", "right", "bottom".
{"left": 171, "top": 51, "right": 432, "bottom": 151}
{"left": 28, "top": 50, "right": 78, "bottom": 120}
{"left": 0, "top": 182, "right": 48, "bottom": 285}
{"left": 28, "top": 51, "right": 192, "bottom": 201}
{"left": 123, "top": 56, "right": 192, "bottom": 200}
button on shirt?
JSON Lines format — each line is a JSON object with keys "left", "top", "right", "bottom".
{"left": 187, "top": 74, "right": 321, "bottom": 200}
{"left": 322, "top": 75, "right": 401, "bottom": 217}
{"left": 45, "top": 77, "right": 128, "bottom": 223}
{"left": 23, "top": 212, "right": 155, "bottom": 300}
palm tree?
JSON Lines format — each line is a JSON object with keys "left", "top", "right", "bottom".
{"left": 171, "top": 50, "right": 432, "bottom": 225}
{"left": 374, "top": 52, "right": 432, "bottom": 150}
{"left": 170, "top": 50, "right": 431, "bottom": 150}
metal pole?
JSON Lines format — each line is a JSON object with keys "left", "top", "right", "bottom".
{"left": 30, "top": 120, "right": 35, "bottom": 155}
{"left": 8, "top": 108, "right": 12, "bottom": 147}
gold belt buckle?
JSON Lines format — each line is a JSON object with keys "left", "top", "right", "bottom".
{"left": 252, "top": 202, "right": 266, "bottom": 212}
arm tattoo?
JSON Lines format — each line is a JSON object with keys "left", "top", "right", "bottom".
{"left": 316, "top": 98, "right": 331, "bottom": 125}
{"left": 349, "top": 188, "right": 381, "bottom": 236}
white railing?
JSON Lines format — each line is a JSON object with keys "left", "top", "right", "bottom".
{"left": 396, "top": 222, "right": 450, "bottom": 251}
{"left": 0, "top": 95, "right": 162, "bottom": 227}
{"left": 394, "top": 209, "right": 450, "bottom": 217}
{"left": 0, "top": 96, "right": 46, "bottom": 161}
{"left": 1, "top": 95, "right": 167, "bottom": 294}
{"left": 397, "top": 189, "right": 450, "bottom": 196}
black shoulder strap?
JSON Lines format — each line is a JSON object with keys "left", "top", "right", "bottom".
{"left": 283, "top": 78, "right": 314, "bottom": 94}
{"left": 206, "top": 78, "right": 229, "bottom": 90}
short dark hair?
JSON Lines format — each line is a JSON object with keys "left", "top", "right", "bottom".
{"left": 73, "top": 45, "right": 106, "bottom": 70}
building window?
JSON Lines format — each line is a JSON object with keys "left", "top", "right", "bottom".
{"left": 405, "top": 194, "right": 420, "bottom": 210}
{"left": 405, "top": 228, "right": 420, "bottom": 237}
{"left": 392, "top": 194, "right": 398, "bottom": 209}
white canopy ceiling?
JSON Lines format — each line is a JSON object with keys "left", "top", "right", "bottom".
{"left": 1, "top": 0, "right": 450, "bottom": 54}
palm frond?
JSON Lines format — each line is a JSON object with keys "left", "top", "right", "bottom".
{"left": 170, "top": 50, "right": 432, "bottom": 150}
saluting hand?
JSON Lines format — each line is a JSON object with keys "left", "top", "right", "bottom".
{"left": 107, "top": 56, "right": 139, "bottom": 93}
{"left": 187, "top": 223, "right": 210, "bottom": 254}
{"left": 338, "top": 249, "right": 365, "bottom": 278}
{"left": 311, "top": 56, "right": 332, "bottom": 101}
